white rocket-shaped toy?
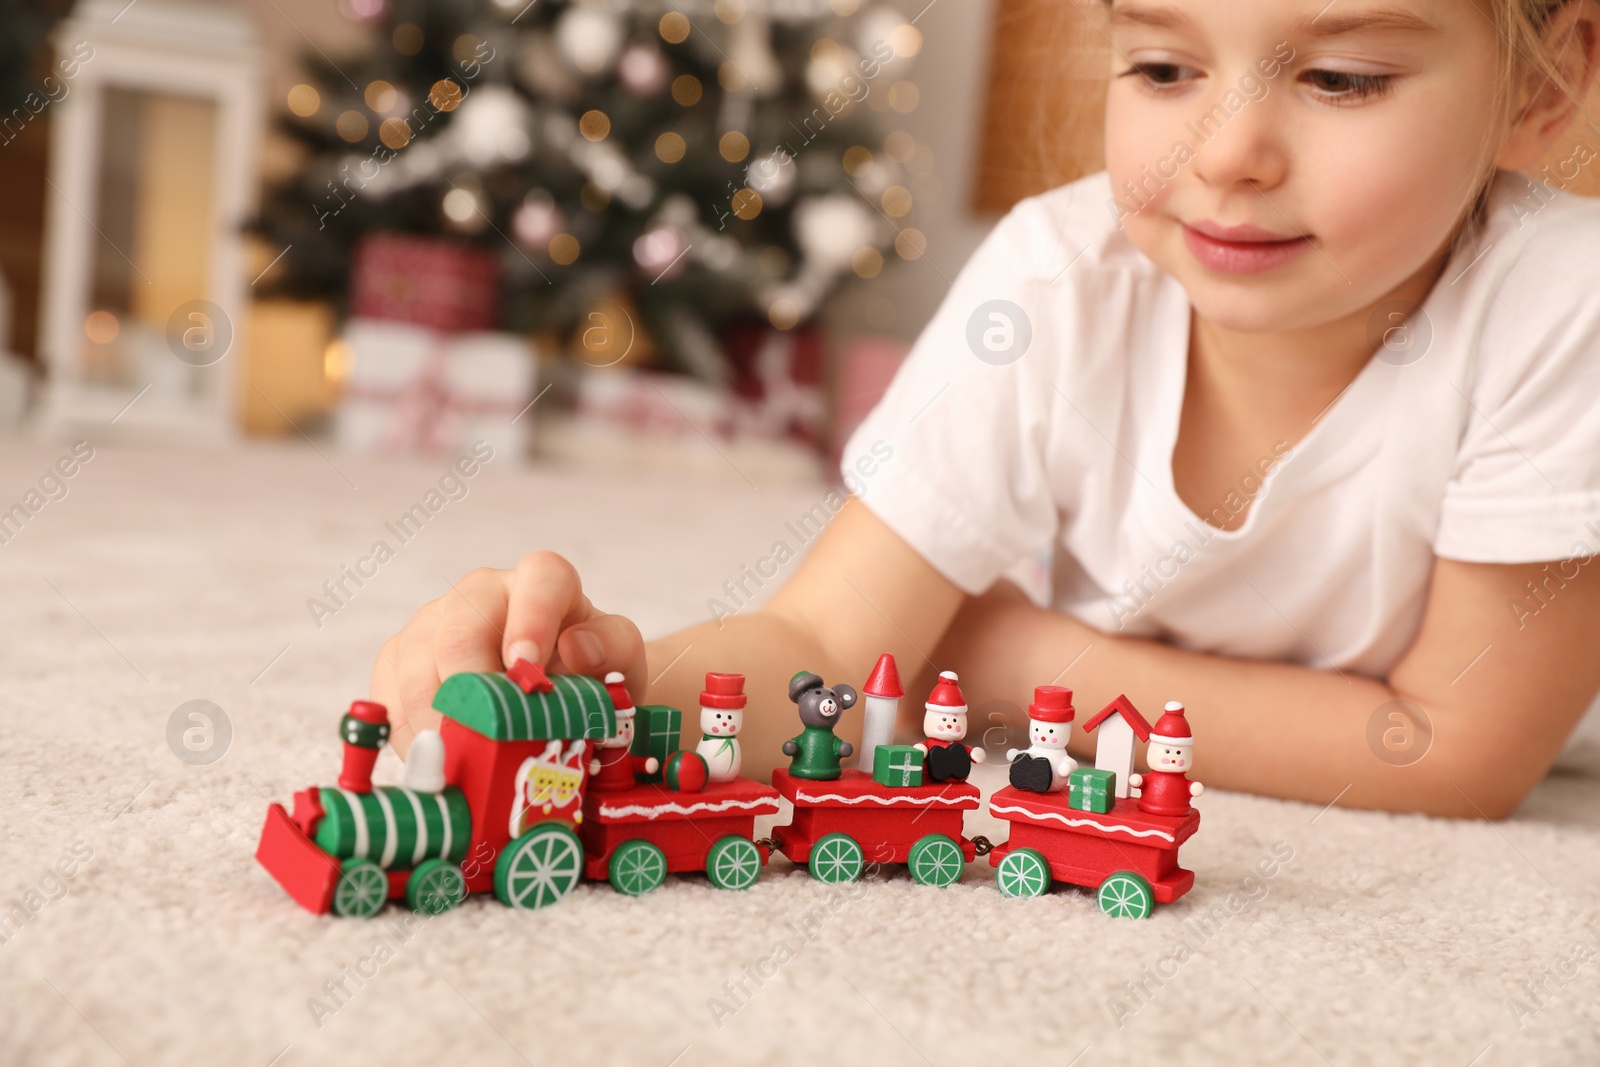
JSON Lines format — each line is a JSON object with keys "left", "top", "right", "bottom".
{"left": 856, "top": 653, "right": 902, "bottom": 771}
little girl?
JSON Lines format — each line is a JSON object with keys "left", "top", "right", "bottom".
{"left": 371, "top": 0, "right": 1600, "bottom": 818}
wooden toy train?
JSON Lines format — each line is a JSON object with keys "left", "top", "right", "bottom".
{"left": 257, "top": 654, "right": 1202, "bottom": 920}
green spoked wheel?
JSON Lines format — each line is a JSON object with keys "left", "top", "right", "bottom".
{"left": 808, "top": 832, "right": 864, "bottom": 885}
{"left": 494, "top": 823, "right": 584, "bottom": 910}
{"left": 996, "top": 848, "right": 1052, "bottom": 899}
{"left": 705, "top": 836, "right": 762, "bottom": 891}
{"left": 608, "top": 839, "right": 668, "bottom": 896}
{"left": 406, "top": 858, "right": 467, "bottom": 915}
{"left": 333, "top": 858, "right": 388, "bottom": 918}
{"left": 907, "top": 834, "right": 965, "bottom": 888}
{"left": 1098, "top": 870, "right": 1155, "bottom": 919}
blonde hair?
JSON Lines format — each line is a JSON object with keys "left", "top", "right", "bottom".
{"left": 1457, "top": 0, "right": 1597, "bottom": 244}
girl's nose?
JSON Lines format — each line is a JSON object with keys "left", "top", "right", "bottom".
{"left": 1189, "top": 84, "right": 1288, "bottom": 194}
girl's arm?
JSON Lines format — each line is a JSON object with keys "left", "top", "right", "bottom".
{"left": 932, "top": 555, "right": 1600, "bottom": 818}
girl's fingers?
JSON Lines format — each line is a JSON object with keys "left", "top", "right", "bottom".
{"left": 434, "top": 568, "right": 512, "bottom": 680}
{"left": 503, "top": 551, "right": 594, "bottom": 668}
{"left": 393, "top": 599, "right": 446, "bottom": 758}
{"left": 555, "top": 611, "right": 647, "bottom": 695}
{"left": 369, "top": 633, "right": 405, "bottom": 750}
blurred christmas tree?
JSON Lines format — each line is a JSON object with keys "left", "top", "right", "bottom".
{"left": 252, "top": 0, "right": 924, "bottom": 381}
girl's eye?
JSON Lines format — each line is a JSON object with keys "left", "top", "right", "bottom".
{"left": 1120, "top": 62, "right": 1200, "bottom": 91}
{"left": 1302, "top": 69, "right": 1393, "bottom": 102}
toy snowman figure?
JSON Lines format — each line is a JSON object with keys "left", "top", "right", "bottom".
{"left": 695, "top": 672, "right": 747, "bottom": 783}
{"left": 1129, "top": 702, "right": 1204, "bottom": 817}
{"left": 1005, "top": 686, "right": 1076, "bottom": 793}
{"left": 914, "top": 670, "right": 986, "bottom": 782}
{"left": 588, "top": 671, "right": 659, "bottom": 791}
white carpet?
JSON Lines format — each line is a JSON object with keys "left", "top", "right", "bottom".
{"left": 2, "top": 438, "right": 1599, "bottom": 1067}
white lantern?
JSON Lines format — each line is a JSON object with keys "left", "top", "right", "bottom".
{"left": 38, "top": 0, "right": 263, "bottom": 439}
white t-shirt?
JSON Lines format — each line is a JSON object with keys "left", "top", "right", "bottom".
{"left": 842, "top": 169, "right": 1600, "bottom": 676}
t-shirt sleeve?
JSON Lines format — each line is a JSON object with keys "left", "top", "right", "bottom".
{"left": 1434, "top": 217, "right": 1600, "bottom": 563}
{"left": 838, "top": 203, "right": 1066, "bottom": 594}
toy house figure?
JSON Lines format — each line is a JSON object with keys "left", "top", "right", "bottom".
{"left": 1082, "top": 694, "right": 1152, "bottom": 799}
{"left": 1129, "top": 702, "right": 1203, "bottom": 817}
{"left": 1005, "top": 686, "right": 1076, "bottom": 793}
{"left": 782, "top": 671, "right": 857, "bottom": 780}
{"left": 915, "top": 670, "right": 985, "bottom": 782}
{"left": 695, "top": 672, "right": 747, "bottom": 783}
{"left": 589, "top": 671, "right": 660, "bottom": 791}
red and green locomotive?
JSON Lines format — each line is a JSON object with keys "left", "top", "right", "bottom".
{"left": 257, "top": 661, "right": 778, "bottom": 917}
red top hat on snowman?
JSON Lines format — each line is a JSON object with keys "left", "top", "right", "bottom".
{"left": 700, "top": 672, "right": 747, "bottom": 710}
{"left": 1027, "top": 686, "right": 1074, "bottom": 723}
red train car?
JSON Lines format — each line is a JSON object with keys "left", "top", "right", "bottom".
{"left": 986, "top": 786, "right": 1200, "bottom": 918}
{"left": 581, "top": 777, "right": 781, "bottom": 894}
{"left": 770, "top": 768, "right": 980, "bottom": 887}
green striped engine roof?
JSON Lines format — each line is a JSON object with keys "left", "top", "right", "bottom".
{"left": 432, "top": 670, "right": 616, "bottom": 742}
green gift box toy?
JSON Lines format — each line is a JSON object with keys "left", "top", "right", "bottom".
{"left": 630, "top": 705, "right": 682, "bottom": 783}
{"left": 1069, "top": 767, "right": 1116, "bottom": 813}
{"left": 872, "top": 744, "right": 924, "bottom": 788}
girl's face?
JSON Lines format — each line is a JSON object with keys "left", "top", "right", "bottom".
{"left": 1104, "top": 0, "right": 1506, "bottom": 335}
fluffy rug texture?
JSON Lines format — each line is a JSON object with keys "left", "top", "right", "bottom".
{"left": 2, "top": 439, "right": 1598, "bottom": 1067}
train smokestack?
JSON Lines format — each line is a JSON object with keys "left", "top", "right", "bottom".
{"left": 338, "top": 700, "right": 391, "bottom": 793}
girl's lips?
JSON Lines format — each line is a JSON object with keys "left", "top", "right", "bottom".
{"left": 1182, "top": 223, "right": 1314, "bottom": 275}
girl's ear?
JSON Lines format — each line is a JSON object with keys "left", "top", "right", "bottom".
{"left": 1497, "top": 2, "right": 1600, "bottom": 171}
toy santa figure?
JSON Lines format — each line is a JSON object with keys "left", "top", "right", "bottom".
{"left": 1129, "top": 701, "right": 1204, "bottom": 817}
{"left": 1005, "top": 686, "right": 1076, "bottom": 793}
{"left": 695, "top": 672, "right": 746, "bottom": 783}
{"left": 588, "top": 671, "right": 659, "bottom": 791}
{"left": 914, "top": 670, "right": 986, "bottom": 782}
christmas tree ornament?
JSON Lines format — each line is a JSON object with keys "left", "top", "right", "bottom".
{"left": 556, "top": 4, "right": 625, "bottom": 75}
{"left": 632, "top": 224, "right": 690, "bottom": 279}
{"left": 513, "top": 193, "right": 566, "bottom": 249}
{"left": 855, "top": 5, "right": 911, "bottom": 70}
{"left": 617, "top": 43, "right": 670, "bottom": 96}
{"left": 516, "top": 31, "right": 582, "bottom": 102}
{"left": 746, "top": 148, "right": 797, "bottom": 204}
{"left": 450, "top": 84, "right": 533, "bottom": 166}
{"left": 794, "top": 195, "right": 875, "bottom": 274}
{"left": 805, "top": 43, "right": 858, "bottom": 97}
{"left": 727, "top": 10, "right": 782, "bottom": 97}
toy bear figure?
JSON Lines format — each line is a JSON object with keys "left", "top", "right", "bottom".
{"left": 782, "top": 671, "right": 857, "bottom": 780}
{"left": 914, "top": 670, "right": 986, "bottom": 782}
{"left": 1129, "top": 702, "right": 1204, "bottom": 817}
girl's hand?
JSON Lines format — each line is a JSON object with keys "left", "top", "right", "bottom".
{"left": 369, "top": 551, "right": 646, "bottom": 758}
